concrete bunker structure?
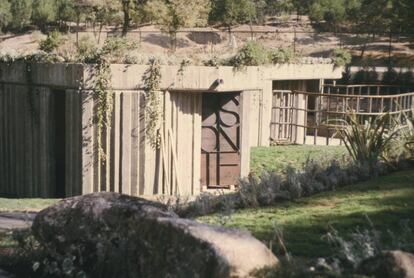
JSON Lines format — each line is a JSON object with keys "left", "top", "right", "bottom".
{"left": 0, "top": 62, "right": 342, "bottom": 198}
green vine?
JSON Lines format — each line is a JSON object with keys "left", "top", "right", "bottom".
{"left": 24, "top": 61, "right": 39, "bottom": 126}
{"left": 143, "top": 58, "right": 162, "bottom": 149}
{"left": 93, "top": 59, "right": 113, "bottom": 162}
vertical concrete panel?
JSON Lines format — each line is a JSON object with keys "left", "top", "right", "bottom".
{"left": 121, "top": 92, "right": 132, "bottom": 195}
{"left": 138, "top": 93, "right": 146, "bottom": 195}
{"left": 0, "top": 84, "right": 4, "bottom": 194}
{"left": 81, "top": 91, "right": 95, "bottom": 194}
{"left": 110, "top": 92, "right": 121, "bottom": 193}
{"left": 66, "top": 91, "right": 73, "bottom": 196}
{"left": 130, "top": 92, "right": 141, "bottom": 196}
{"left": 39, "top": 88, "right": 48, "bottom": 197}
{"left": 192, "top": 94, "right": 202, "bottom": 195}
{"left": 260, "top": 81, "right": 273, "bottom": 147}
{"left": 240, "top": 91, "right": 251, "bottom": 178}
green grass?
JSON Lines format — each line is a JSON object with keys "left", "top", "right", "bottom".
{"left": 0, "top": 198, "right": 59, "bottom": 212}
{"left": 251, "top": 145, "right": 348, "bottom": 175}
{"left": 198, "top": 169, "right": 414, "bottom": 259}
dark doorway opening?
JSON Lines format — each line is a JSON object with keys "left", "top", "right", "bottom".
{"left": 201, "top": 92, "right": 241, "bottom": 189}
{"left": 53, "top": 90, "right": 66, "bottom": 198}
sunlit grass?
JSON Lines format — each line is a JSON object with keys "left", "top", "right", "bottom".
{"left": 0, "top": 198, "right": 59, "bottom": 212}
{"left": 250, "top": 145, "right": 348, "bottom": 175}
{"left": 198, "top": 169, "right": 414, "bottom": 258}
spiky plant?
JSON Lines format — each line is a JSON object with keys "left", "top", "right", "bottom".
{"left": 396, "top": 109, "right": 414, "bottom": 159}
{"left": 339, "top": 113, "right": 397, "bottom": 171}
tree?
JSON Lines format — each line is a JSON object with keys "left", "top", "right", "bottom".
{"left": 0, "top": 0, "right": 11, "bottom": 32}
{"left": 209, "top": 0, "right": 256, "bottom": 34}
{"left": 9, "top": 0, "right": 33, "bottom": 32}
{"left": 55, "top": 0, "right": 76, "bottom": 28}
{"left": 32, "top": 0, "right": 57, "bottom": 32}
{"left": 121, "top": 0, "right": 131, "bottom": 36}
{"left": 266, "top": 0, "right": 295, "bottom": 16}
{"left": 309, "top": 0, "right": 346, "bottom": 31}
{"left": 253, "top": 0, "right": 267, "bottom": 24}
{"left": 145, "top": 0, "right": 211, "bottom": 50}
{"left": 292, "top": 0, "right": 311, "bottom": 20}
{"left": 93, "top": 0, "right": 122, "bottom": 42}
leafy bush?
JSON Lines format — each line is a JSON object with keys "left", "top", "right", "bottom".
{"left": 352, "top": 68, "right": 379, "bottom": 84}
{"left": 39, "top": 31, "right": 63, "bottom": 53}
{"left": 176, "top": 157, "right": 398, "bottom": 218}
{"left": 338, "top": 113, "right": 397, "bottom": 171}
{"left": 76, "top": 36, "right": 99, "bottom": 62}
{"left": 269, "top": 48, "right": 296, "bottom": 64}
{"left": 80, "top": 37, "right": 139, "bottom": 64}
{"left": 331, "top": 48, "right": 352, "bottom": 67}
{"left": 394, "top": 110, "right": 414, "bottom": 159}
{"left": 227, "top": 41, "right": 270, "bottom": 68}
{"left": 326, "top": 217, "right": 414, "bottom": 270}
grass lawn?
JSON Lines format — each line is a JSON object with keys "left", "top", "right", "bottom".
{"left": 250, "top": 145, "right": 348, "bottom": 175}
{"left": 0, "top": 198, "right": 59, "bottom": 212}
{"left": 198, "top": 169, "right": 414, "bottom": 259}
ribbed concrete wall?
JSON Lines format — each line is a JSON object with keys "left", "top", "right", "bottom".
{"left": 0, "top": 62, "right": 340, "bottom": 198}
{"left": 0, "top": 84, "right": 55, "bottom": 197}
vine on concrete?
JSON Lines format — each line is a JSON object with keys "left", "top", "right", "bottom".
{"left": 24, "top": 61, "right": 39, "bottom": 126}
{"left": 143, "top": 58, "right": 162, "bottom": 149}
{"left": 94, "top": 59, "right": 113, "bottom": 161}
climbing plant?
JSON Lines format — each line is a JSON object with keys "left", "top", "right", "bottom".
{"left": 142, "top": 58, "right": 162, "bottom": 149}
{"left": 24, "top": 61, "right": 39, "bottom": 126}
{"left": 93, "top": 58, "right": 113, "bottom": 161}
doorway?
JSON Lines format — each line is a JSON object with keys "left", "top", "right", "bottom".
{"left": 201, "top": 93, "right": 241, "bottom": 189}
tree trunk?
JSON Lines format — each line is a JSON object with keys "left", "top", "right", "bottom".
{"left": 249, "top": 20, "right": 254, "bottom": 40}
{"left": 170, "top": 32, "right": 177, "bottom": 51}
{"left": 388, "top": 32, "right": 392, "bottom": 67}
{"left": 122, "top": 1, "right": 130, "bottom": 37}
{"left": 76, "top": 16, "right": 80, "bottom": 47}
{"left": 98, "top": 23, "right": 103, "bottom": 44}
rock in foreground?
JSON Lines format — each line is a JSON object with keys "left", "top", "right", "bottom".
{"left": 32, "top": 192, "right": 278, "bottom": 277}
{"left": 357, "top": 250, "right": 414, "bottom": 278}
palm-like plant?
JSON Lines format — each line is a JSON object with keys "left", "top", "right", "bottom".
{"left": 396, "top": 110, "right": 414, "bottom": 159}
{"left": 339, "top": 113, "right": 397, "bottom": 170}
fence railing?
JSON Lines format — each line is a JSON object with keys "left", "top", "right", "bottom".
{"left": 271, "top": 89, "right": 414, "bottom": 145}
{"left": 322, "top": 84, "right": 414, "bottom": 96}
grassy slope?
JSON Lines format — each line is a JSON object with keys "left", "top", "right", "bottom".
{"left": 198, "top": 169, "right": 414, "bottom": 259}
{"left": 250, "top": 145, "right": 348, "bottom": 175}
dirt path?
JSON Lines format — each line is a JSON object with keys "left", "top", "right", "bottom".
{"left": 0, "top": 212, "right": 36, "bottom": 232}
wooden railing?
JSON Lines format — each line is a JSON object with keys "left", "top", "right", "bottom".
{"left": 271, "top": 89, "right": 414, "bottom": 145}
{"left": 322, "top": 84, "right": 414, "bottom": 95}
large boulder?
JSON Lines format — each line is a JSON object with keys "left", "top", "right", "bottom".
{"left": 357, "top": 250, "right": 414, "bottom": 278}
{"left": 32, "top": 193, "right": 278, "bottom": 277}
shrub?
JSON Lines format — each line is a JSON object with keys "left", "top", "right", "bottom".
{"left": 326, "top": 216, "right": 414, "bottom": 270}
{"left": 39, "top": 31, "right": 63, "bottom": 53}
{"left": 382, "top": 67, "right": 399, "bottom": 84}
{"left": 176, "top": 157, "right": 397, "bottom": 218}
{"left": 76, "top": 36, "right": 99, "bottom": 62}
{"left": 338, "top": 113, "right": 398, "bottom": 171}
{"left": 331, "top": 48, "right": 352, "bottom": 67}
{"left": 395, "top": 110, "right": 414, "bottom": 159}
{"left": 78, "top": 37, "right": 139, "bottom": 64}
{"left": 352, "top": 68, "right": 379, "bottom": 84}
{"left": 227, "top": 41, "right": 269, "bottom": 68}
{"left": 269, "top": 48, "right": 296, "bottom": 64}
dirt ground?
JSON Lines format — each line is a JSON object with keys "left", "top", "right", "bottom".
{"left": 1, "top": 16, "right": 413, "bottom": 66}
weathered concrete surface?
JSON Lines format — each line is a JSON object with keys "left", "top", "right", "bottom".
{"left": 33, "top": 192, "right": 278, "bottom": 278}
{"left": 0, "top": 212, "right": 36, "bottom": 232}
{"left": 84, "top": 64, "right": 343, "bottom": 91}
